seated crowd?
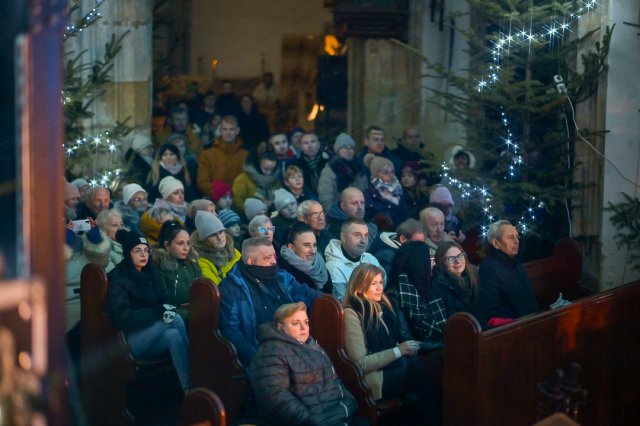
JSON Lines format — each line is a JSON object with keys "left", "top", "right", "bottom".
{"left": 64, "top": 95, "right": 543, "bottom": 425}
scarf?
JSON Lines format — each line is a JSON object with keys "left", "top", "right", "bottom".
{"left": 161, "top": 161, "right": 183, "bottom": 176}
{"left": 191, "top": 231, "right": 235, "bottom": 268}
{"left": 239, "top": 261, "right": 279, "bottom": 284}
{"left": 348, "top": 296, "right": 404, "bottom": 370}
{"left": 329, "top": 157, "right": 364, "bottom": 192}
{"left": 243, "top": 162, "right": 279, "bottom": 190}
{"left": 279, "top": 246, "right": 328, "bottom": 289}
{"left": 141, "top": 154, "right": 154, "bottom": 166}
{"left": 371, "top": 177, "right": 403, "bottom": 205}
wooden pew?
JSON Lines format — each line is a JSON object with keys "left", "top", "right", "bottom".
{"left": 310, "top": 294, "right": 410, "bottom": 426}
{"left": 444, "top": 280, "right": 640, "bottom": 426}
{"left": 523, "top": 238, "right": 591, "bottom": 308}
{"left": 188, "top": 278, "right": 247, "bottom": 425}
{"left": 179, "top": 388, "right": 227, "bottom": 426}
{"left": 80, "top": 263, "right": 175, "bottom": 426}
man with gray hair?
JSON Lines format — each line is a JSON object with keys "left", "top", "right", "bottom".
{"left": 298, "top": 200, "right": 331, "bottom": 253}
{"left": 76, "top": 186, "right": 112, "bottom": 220}
{"left": 218, "top": 237, "right": 321, "bottom": 365}
{"left": 476, "top": 220, "right": 539, "bottom": 328}
{"left": 420, "top": 207, "right": 454, "bottom": 257}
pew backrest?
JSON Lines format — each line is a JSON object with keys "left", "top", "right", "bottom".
{"left": 444, "top": 280, "right": 640, "bottom": 426}
{"left": 523, "top": 238, "right": 589, "bottom": 308}
{"left": 310, "top": 294, "right": 405, "bottom": 426}
{"left": 80, "top": 263, "right": 135, "bottom": 426}
{"left": 179, "top": 387, "right": 227, "bottom": 426}
{"left": 189, "top": 278, "right": 247, "bottom": 424}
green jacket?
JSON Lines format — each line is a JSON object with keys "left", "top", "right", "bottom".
{"left": 152, "top": 248, "right": 201, "bottom": 321}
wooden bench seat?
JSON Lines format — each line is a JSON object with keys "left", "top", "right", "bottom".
{"left": 179, "top": 387, "right": 227, "bottom": 426}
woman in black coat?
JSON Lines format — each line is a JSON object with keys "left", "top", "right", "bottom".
{"left": 250, "top": 302, "right": 357, "bottom": 426}
{"left": 105, "top": 229, "right": 190, "bottom": 392}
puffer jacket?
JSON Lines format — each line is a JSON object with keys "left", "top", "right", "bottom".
{"left": 250, "top": 323, "right": 357, "bottom": 426}
{"left": 218, "top": 264, "right": 322, "bottom": 365}
{"left": 152, "top": 248, "right": 202, "bottom": 321}
{"left": 105, "top": 262, "right": 168, "bottom": 334}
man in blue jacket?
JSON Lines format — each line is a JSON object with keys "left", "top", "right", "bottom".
{"left": 219, "top": 237, "right": 322, "bottom": 365}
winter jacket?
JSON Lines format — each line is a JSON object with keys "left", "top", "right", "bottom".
{"left": 152, "top": 248, "right": 202, "bottom": 321}
{"left": 277, "top": 252, "right": 332, "bottom": 294}
{"left": 218, "top": 264, "right": 322, "bottom": 365}
{"left": 368, "top": 232, "right": 401, "bottom": 277}
{"left": 197, "top": 249, "right": 241, "bottom": 285}
{"left": 250, "top": 323, "right": 357, "bottom": 426}
{"left": 292, "top": 154, "right": 328, "bottom": 194}
{"left": 317, "top": 163, "right": 368, "bottom": 212}
{"left": 430, "top": 267, "right": 479, "bottom": 320}
{"left": 363, "top": 182, "right": 408, "bottom": 230}
{"left": 343, "top": 307, "right": 398, "bottom": 400}
{"left": 324, "top": 239, "right": 382, "bottom": 301}
{"left": 476, "top": 248, "right": 539, "bottom": 327}
{"left": 197, "top": 136, "right": 249, "bottom": 194}
{"left": 231, "top": 165, "right": 280, "bottom": 215}
{"left": 105, "top": 262, "right": 168, "bottom": 334}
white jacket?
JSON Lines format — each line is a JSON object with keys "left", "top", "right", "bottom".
{"left": 324, "top": 239, "right": 382, "bottom": 301}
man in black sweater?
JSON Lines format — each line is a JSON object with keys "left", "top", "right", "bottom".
{"left": 476, "top": 220, "right": 539, "bottom": 328}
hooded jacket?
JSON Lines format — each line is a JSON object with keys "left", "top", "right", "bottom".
{"left": 368, "top": 232, "right": 401, "bottom": 277}
{"left": 250, "top": 323, "right": 357, "bottom": 426}
{"left": 218, "top": 264, "right": 322, "bottom": 365}
{"left": 324, "top": 239, "right": 382, "bottom": 301}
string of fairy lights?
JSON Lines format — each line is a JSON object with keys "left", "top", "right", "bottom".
{"left": 64, "top": 0, "right": 106, "bottom": 40}
{"left": 443, "top": 0, "right": 598, "bottom": 234}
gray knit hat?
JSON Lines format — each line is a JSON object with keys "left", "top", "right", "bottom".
{"left": 244, "top": 198, "right": 268, "bottom": 221}
{"left": 334, "top": 133, "right": 356, "bottom": 152}
{"left": 274, "top": 188, "right": 296, "bottom": 212}
{"left": 195, "top": 210, "right": 225, "bottom": 238}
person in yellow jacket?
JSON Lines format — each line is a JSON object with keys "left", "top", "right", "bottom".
{"left": 190, "top": 210, "right": 240, "bottom": 285}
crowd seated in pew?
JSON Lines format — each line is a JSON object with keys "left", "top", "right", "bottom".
{"left": 80, "top": 218, "right": 590, "bottom": 425}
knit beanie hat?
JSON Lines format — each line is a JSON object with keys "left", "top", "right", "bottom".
{"left": 131, "top": 135, "right": 153, "bottom": 153}
{"left": 334, "top": 132, "right": 356, "bottom": 152}
{"left": 218, "top": 209, "right": 241, "bottom": 228}
{"left": 211, "top": 179, "right": 233, "bottom": 202}
{"left": 122, "top": 183, "right": 147, "bottom": 205}
{"left": 115, "top": 229, "right": 149, "bottom": 258}
{"left": 159, "top": 176, "right": 184, "bottom": 199}
{"left": 158, "top": 143, "right": 181, "bottom": 161}
{"left": 366, "top": 154, "right": 394, "bottom": 177}
{"left": 429, "top": 186, "right": 454, "bottom": 207}
{"left": 71, "top": 178, "right": 89, "bottom": 190}
{"left": 167, "top": 133, "right": 187, "bottom": 146}
{"left": 274, "top": 188, "right": 296, "bottom": 211}
{"left": 195, "top": 210, "right": 225, "bottom": 239}
{"left": 82, "top": 228, "right": 112, "bottom": 256}
{"left": 244, "top": 198, "right": 268, "bottom": 221}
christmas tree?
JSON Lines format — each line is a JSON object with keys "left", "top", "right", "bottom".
{"left": 404, "top": 0, "right": 611, "bottom": 258}
{"left": 63, "top": 0, "right": 131, "bottom": 187}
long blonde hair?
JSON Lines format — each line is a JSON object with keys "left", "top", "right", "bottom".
{"left": 344, "top": 263, "right": 391, "bottom": 331}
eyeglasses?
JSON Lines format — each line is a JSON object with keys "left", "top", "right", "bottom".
{"left": 258, "top": 226, "right": 276, "bottom": 234}
{"left": 444, "top": 252, "right": 465, "bottom": 264}
{"left": 305, "top": 211, "right": 325, "bottom": 219}
{"left": 132, "top": 247, "right": 151, "bottom": 256}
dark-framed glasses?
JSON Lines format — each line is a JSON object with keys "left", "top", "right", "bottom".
{"left": 444, "top": 252, "right": 465, "bottom": 264}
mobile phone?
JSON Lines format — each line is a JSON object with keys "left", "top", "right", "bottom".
{"left": 71, "top": 219, "right": 91, "bottom": 233}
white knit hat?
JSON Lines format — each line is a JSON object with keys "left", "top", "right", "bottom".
{"left": 122, "top": 183, "right": 147, "bottom": 205}
{"left": 159, "top": 176, "right": 184, "bottom": 200}
{"left": 274, "top": 188, "right": 296, "bottom": 211}
{"left": 131, "top": 135, "right": 153, "bottom": 153}
{"left": 195, "top": 210, "right": 225, "bottom": 239}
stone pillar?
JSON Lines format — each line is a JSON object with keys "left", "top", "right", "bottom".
{"left": 74, "top": 0, "right": 153, "bottom": 142}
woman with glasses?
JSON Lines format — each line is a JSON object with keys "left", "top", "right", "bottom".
{"left": 248, "top": 214, "right": 276, "bottom": 242}
{"left": 106, "top": 229, "right": 190, "bottom": 392}
{"left": 250, "top": 302, "right": 358, "bottom": 426}
{"left": 152, "top": 220, "right": 201, "bottom": 322}
{"left": 190, "top": 211, "right": 241, "bottom": 285}
{"left": 431, "top": 240, "right": 479, "bottom": 321}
